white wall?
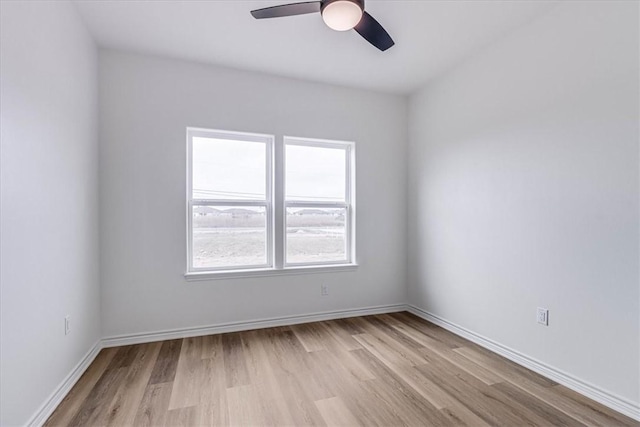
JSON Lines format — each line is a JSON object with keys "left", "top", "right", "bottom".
{"left": 99, "top": 51, "right": 407, "bottom": 338}
{"left": 408, "top": 0, "right": 639, "bottom": 405}
{"left": 0, "top": 1, "right": 100, "bottom": 425}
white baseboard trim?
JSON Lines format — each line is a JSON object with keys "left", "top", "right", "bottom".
{"left": 407, "top": 304, "right": 640, "bottom": 422}
{"left": 26, "top": 340, "right": 103, "bottom": 427}
{"left": 28, "top": 303, "right": 639, "bottom": 426}
{"left": 101, "top": 303, "right": 406, "bottom": 347}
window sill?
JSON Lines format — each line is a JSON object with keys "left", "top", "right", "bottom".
{"left": 184, "top": 264, "right": 358, "bottom": 281}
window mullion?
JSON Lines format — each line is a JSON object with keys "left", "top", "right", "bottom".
{"left": 284, "top": 201, "right": 348, "bottom": 208}
{"left": 273, "top": 137, "right": 285, "bottom": 270}
{"left": 192, "top": 199, "right": 268, "bottom": 207}
{"left": 266, "top": 136, "right": 274, "bottom": 269}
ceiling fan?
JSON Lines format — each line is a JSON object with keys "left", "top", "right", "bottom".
{"left": 250, "top": 0, "right": 395, "bottom": 52}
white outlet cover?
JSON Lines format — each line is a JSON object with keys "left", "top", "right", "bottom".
{"left": 537, "top": 308, "right": 549, "bottom": 326}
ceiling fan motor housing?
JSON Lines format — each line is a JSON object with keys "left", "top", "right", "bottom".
{"left": 321, "top": 0, "right": 364, "bottom": 14}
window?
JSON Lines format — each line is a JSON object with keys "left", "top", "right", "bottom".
{"left": 187, "top": 128, "right": 355, "bottom": 277}
{"left": 285, "top": 138, "right": 352, "bottom": 266}
{"left": 187, "top": 129, "right": 273, "bottom": 272}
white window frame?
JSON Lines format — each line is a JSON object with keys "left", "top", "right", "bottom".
{"left": 186, "top": 127, "right": 274, "bottom": 274}
{"left": 283, "top": 136, "right": 355, "bottom": 268}
{"left": 186, "top": 128, "right": 356, "bottom": 280}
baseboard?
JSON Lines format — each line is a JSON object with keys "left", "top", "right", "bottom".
{"left": 101, "top": 303, "right": 406, "bottom": 347}
{"left": 28, "top": 303, "right": 639, "bottom": 425}
{"left": 407, "top": 304, "right": 640, "bottom": 422}
{"left": 26, "top": 340, "right": 103, "bottom": 427}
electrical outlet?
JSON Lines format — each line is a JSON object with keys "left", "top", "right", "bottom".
{"left": 65, "top": 315, "right": 71, "bottom": 335}
{"left": 321, "top": 284, "right": 329, "bottom": 296}
{"left": 537, "top": 308, "right": 549, "bottom": 326}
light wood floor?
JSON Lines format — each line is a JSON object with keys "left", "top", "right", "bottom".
{"left": 45, "top": 312, "right": 637, "bottom": 426}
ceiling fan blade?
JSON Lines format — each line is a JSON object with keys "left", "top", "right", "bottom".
{"left": 354, "top": 11, "right": 395, "bottom": 51}
{"left": 251, "top": 1, "right": 321, "bottom": 19}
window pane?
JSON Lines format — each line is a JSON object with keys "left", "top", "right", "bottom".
{"left": 286, "top": 207, "right": 346, "bottom": 264}
{"left": 286, "top": 144, "right": 346, "bottom": 202}
{"left": 192, "top": 205, "right": 267, "bottom": 268}
{"left": 192, "top": 136, "right": 266, "bottom": 200}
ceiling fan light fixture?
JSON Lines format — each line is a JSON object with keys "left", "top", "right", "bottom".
{"left": 321, "top": 0, "right": 363, "bottom": 31}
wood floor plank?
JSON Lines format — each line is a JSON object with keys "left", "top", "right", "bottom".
{"left": 44, "top": 347, "right": 119, "bottom": 427}
{"left": 339, "top": 317, "right": 367, "bottom": 333}
{"left": 267, "top": 330, "right": 330, "bottom": 424}
{"left": 386, "top": 316, "right": 504, "bottom": 385}
{"left": 490, "top": 381, "right": 585, "bottom": 427}
{"left": 164, "top": 406, "right": 197, "bottom": 427}
{"left": 241, "top": 330, "right": 272, "bottom": 383}
{"left": 299, "top": 321, "right": 375, "bottom": 382}
{"left": 195, "top": 357, "right": 229, "bottom": 426}
{"left": 66, "top": 367, "right": 128, "bottom": 427}
{"left": 291, "top": 322, "right": 327, "bottom": 352}
{"left": 434, "top": 347, "right": 504, "bottom": 385}
{"left": 240, "top": 330, "right": 295, "bottom": 426}
{"left": 106, "top": 344, "right": 140, "bottom": 369}
{"left": 415, "top": 362, "right": 539, "bottom": 426}
{"left": 374, "top": 315, "right": 504, "bottom": 388}
{"left": 148, "top": 339, "right": 182, "bottom": 385}
{"left": 262, "top": 327, "right": 334, "bottom": 402}
{"left": 132, "top": 382, "right": 172, "bottom": 427}
{"left": 368, "top": 315, "right": 431, "bottom": 354}
{"left": 190, "top": 333, "right": 229, "bottom": 426}
{"left": 104, "top": 341, "right": 162, "bottom": 426}
{"left": 226, "top": 385, "right": 267, "bottom": 426}
{"left": 64, "top": 346, "right": 140, "bottom": 425}
{"left": 287, "top": 342, "right": 387, "bottom": 426}
{"left": 549, "top": 385, "right": 638, "bottom": 427}
{"left": 201, "top": 334, "right": 224, "bottom": 360}
{"left": 353, "top": 332, "right": 425, "bottom": 368}
{"left": 320, "top": 319, "right": 363, "bottom": 351}
{"left": 352, "top": 332, "right": 449, "bottom": 410}
{"left": 434, "top": 363, "right": 577, "bottom": 427}
{"left": 317, "top": 337, "right": 376, "bottom": 382}
{"left": 315, "top": 396, "right": 362, "bottom": 427}
{"left": 453, "top": 345, "right": 558, "bottom": 388}
{"left": 356, "top": 316, "right": 439, "bottom": 367}
{"left": 222, "top": 332, "right": 251, "bottom": 389}
{"left": 350, "top": 349, "right": 454, "bottom": 427}
{"left": 45, "top": 312, "right": 637, "bottom": 427}
{"left": 450, "top": 345, "right": 637, "bottom": 426}
{"left": 438, "top": 405, "right": 494, "bottom": 427}
{"left": 390, "top": 312, "right": 470, "bottom": 348}
{"left": 168, "top": 336, "right": 204, "bottom": 410}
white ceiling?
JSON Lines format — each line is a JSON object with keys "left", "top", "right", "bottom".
{"left": 73, "top": 0, "right": 556, "bottom": 94}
